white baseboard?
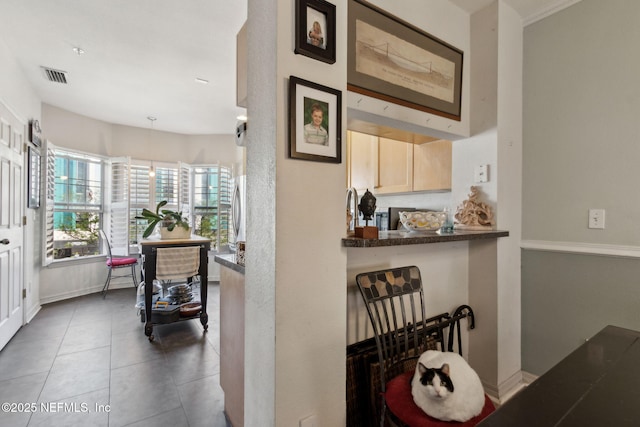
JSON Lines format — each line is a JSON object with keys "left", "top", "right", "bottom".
{"left": 25, "top": 304, "right": 42, "bottom": 324}
{"left": 521, "top": 370, "right": 539, "bottom": 385}
{"left": 484, "top": 370, "right": 527, "bottom": 405}
{"left": 39, "top": 285, "right": 107, "bottom": 305}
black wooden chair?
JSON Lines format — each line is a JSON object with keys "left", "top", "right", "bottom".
{"left": 355, "top": 265, "right": 495, "bottom": 427}
{"left": 100, "top": 230, "right": 138, "bottom": 298}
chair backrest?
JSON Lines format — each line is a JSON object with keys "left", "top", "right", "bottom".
{"left": 99, "top": 230, "right": 113, "bottom": 260}
{"left": 355, "top": 265, "right": 434, "bottom": 389}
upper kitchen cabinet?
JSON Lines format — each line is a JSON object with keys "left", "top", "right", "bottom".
{"left": 377, "top": 137, "right": 413, "bottom": 194}
{"left": 236, "top": 22, "right": 247, "bottom": 108}
{"left": 347, "top": 130, "right": 377, "bottom": 191}
{"left": 413, "top": 139, "right": 452, "bottom": 192}
{"left": 347, "top": 130, "right": 451, "bottom": 195}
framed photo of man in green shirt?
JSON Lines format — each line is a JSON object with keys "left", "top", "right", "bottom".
{"left": 289, "top": 76, "right": 342, "bottom": 163}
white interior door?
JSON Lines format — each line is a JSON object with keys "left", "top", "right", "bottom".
{"left": 0, "top": 104, "right": 24, "bottom": 351}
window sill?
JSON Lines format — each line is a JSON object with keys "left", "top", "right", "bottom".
{"left": 48, "top": 254, "right": 107, "bottom": 268}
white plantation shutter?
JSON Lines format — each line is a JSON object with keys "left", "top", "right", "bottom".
{"left": 179, "top": 162, "right": 192, "bottom": 226}
{"left": 129, "top": 163, "right": 151, "bottom": 244}
{"left": 43, "top": 152, "right": 228, "bottom": 263}
{"left": 154, "top": 164, "right": 179, "bottom": 210}
{"left": 42, "top": 140, "right": 56, "bottom": 266}
{"left": 109, "top": 157, "right": 130, "bottom": 256}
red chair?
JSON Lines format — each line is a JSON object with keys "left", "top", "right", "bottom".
{"left": 355, "top": 266, "right": 495, "bottom": 427}
{"left": 100, "top": 230, "right": 138, "bottom": 298}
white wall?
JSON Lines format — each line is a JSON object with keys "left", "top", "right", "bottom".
{"left": 347, "top": 242, "right": 470, "bottom": 345}
{"left": 43, "top": 104, "right": 242, "bottom": 167}
{"left": 245, "top": 0, "right": 524, "bottom": 424}
{"left": 0, "top": 38, "right": 43, "bottom": 322}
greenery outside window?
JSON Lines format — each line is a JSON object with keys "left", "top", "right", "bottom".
{"left": 192, "top": 166, "right": 232, "bottom": 249}
{"left": 46, "top": 150, "right": 233, "bottom": 263}
{"left": 45, "top": 144, "right": 104, "bottom": 262}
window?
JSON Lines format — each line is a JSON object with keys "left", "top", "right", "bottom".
{"left": 192, "top": 166, "right": 232, "bottom": 249}
{"left": 44, "top": 143, "right": 104, "bottom": 263}
{"left": 110, "top": 160, "right": 185, "bottom": 254}
{"left": 45, "top": 147, "right": 232, "bottom": 262}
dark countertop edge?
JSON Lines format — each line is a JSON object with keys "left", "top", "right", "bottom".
{"left": 214, "top": 254, "right": 245, "bottom": 274}
{"left": 342, "top": 229, "right": 509, "bottom": 248}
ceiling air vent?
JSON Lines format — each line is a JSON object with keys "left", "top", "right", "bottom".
{"left": 41, "top": 67, "right": 68, "bottom": 84}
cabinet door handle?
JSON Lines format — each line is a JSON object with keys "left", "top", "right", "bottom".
{"left": 0, "top": 239, "right": 9, "bottom": 245}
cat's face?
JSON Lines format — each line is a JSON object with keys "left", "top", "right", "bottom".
{"left": 417, "top": 362, "right": 454, "bottom": 399}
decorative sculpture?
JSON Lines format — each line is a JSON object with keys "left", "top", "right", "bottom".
{"left": 454, "top": 186, "right": 495, "bottom": 230}
{"left": 358, "top": 189, "right": 377, "bottom": 225}
{"left": 355, "top": 189, "right": 378, "bottom": 239}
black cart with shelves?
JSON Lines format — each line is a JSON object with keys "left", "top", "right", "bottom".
{"left": 139, "top": 236, "right": 211, "bottom": 341}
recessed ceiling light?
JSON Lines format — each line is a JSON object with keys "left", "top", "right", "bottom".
{"left": 72, "top": 47, "right": 85, "bottom": 55}
{"left": 195, "top": 77, "right": 209, "bottom": 84}
{"left": 236, "top": 115, "right": 247, "bottom": 121}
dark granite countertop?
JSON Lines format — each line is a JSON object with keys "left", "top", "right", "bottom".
{"left": 342, "top": 229, "right": 509, "bottom": 248}
{"left": 214, "top": 253, "right": 245, "bottom": 274}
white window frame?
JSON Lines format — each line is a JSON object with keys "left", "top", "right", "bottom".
{"left": 43, "top": 141, "right": 106, "bottom": 265}
{"left": 191, "top": 164, "right": 233, "bottom": 251}
{"left": 44, "top": 144, "right": 233, "bottom": 262}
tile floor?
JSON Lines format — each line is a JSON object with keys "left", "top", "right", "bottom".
{"left": 0, "top": 283, "right": 229, "bottom": 427}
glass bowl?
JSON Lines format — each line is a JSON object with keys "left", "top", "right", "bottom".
{"left": 399, "top": 211, "right": 447, "bottom": 231}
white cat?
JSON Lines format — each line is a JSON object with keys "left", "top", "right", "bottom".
{"left": 411, "top": 350, "right": 485, "bottom": 422}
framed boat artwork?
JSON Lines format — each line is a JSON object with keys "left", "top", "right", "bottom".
{"left": 347, "top": 0, "right": 463, "bottom": 121}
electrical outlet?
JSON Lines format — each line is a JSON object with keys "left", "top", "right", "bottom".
{"left": 588, "top": 209, "right": 605, "bottom": 229}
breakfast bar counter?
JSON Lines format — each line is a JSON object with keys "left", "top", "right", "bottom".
{"left": 342, "top": 229, "right": 509, "bottom": 248}
{"left": 214, "top": 254, "right": 245, "bottom": 427}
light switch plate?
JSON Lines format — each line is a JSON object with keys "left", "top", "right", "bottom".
{"left": 474, "top": 164, "right": 488, "bottom": 183}
{"left": 588, "top": 209, "right": 605, "bottom": 229}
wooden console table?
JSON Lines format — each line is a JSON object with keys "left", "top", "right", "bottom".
{"left": 479, "top": 325, "right": 640, "bottom": 426}
{"left": 140, "top": 236, "right": 210, "bottom": 341}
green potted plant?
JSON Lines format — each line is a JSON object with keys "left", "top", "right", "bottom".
{"left": 136, "top": 200, "right": 191, "bottom": 239}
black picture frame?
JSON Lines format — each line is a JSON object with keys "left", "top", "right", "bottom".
{"left": 288, "top": 76, "right": 342, "bottom": 163}
{"left": 347, "top": 0, "right": 464, "bottom": 120}
{"left": 27, "top": 146, "right": 41, "bottom": 208}
{"left": 295, "top": 0, "right": 336, "bottom": 64}
{"left": 29, "top": 119, "right": 41, "bottom": 147}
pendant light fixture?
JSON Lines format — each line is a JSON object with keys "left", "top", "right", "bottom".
{"left": 147, "top": 116, "right": 156, "bottom": 177}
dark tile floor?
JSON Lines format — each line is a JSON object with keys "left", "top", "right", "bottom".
{"left": 0, "top": 283, "right": 228, "bottom": 427}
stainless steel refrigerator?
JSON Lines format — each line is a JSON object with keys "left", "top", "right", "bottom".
{"left": 229, "top": 175, "right": 246, "bottom": 252}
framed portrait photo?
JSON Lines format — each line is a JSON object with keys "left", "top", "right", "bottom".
{"left": 288, "top": 76, "right": 342, "bottom": 163}
{"left": 294, "top": 0, "right": 336, "bottom": 64}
